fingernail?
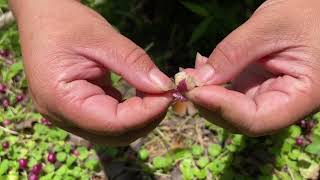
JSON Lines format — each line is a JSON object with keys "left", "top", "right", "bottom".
{"left": 195, "top": 52, "right": 209, "bottom": 68}
{"left": 196, "top": 52, "right": 203, "bottom": 62}
{"left": 149, "top": 68, "right": 175, "bottom": 91}
{"left": 194, "top": 64, "right": 215, "bottom": 86}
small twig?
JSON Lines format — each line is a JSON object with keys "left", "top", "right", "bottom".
{"left": 195, "top": 119, "right": 204, "bottom": 146}
{"left": 0, "top": 125, "right": 19, "bottom": 135}
{"left": 155, "top": 128, "right": 170, "bottom": 149}
{"left": 154, "top": 172, "right": 171, "bottom": 177}
{"left": 0, "top": 11, "right": 15, "bottom": 29}
{"left": 287, "top": 167, "right": 295, "bottom": 180}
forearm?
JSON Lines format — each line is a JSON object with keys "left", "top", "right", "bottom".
{"left": 9, "top": 0, "right": 81, "bottom": 21}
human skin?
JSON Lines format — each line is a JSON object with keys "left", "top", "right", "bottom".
{"left": 186, "top": 0, "right": 320, "bottom": 136}
{"left": 9, "top": 0, "right": 174, "bottom": 146}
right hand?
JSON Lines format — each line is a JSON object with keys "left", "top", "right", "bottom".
{"left": 185, "top": 0, "right": 320, "bottom": 136}
{"left": 10, "top": 0, "right": 174, "bottom": 146}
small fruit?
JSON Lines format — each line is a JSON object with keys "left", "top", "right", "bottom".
{"left": 28, "top": 173, "right": 38, "bottom": 180}
{"left": 295, "top": 137, "right": 304, "bottom": 146}
{"left": 72, "top": 149, "right": 79, "bottom": 157}
{"left": 40, "top": 118, "right": 52, "bottom": 127}
{"left": 2, "top": 98, "right": 9, "bottom": 108}
{"left": 16, "top": 94, "right": 24, "bottom": 102}
{"left": 0, "top": 49, "right": 10, "bottom": 58}
{"left": 47, "top": 152, "right": 56, "bottom": 164}
{"left": 2, "top": 119, "right": 11, "bottom": 126}
{"left": 307, "top": 120, "right": 316, "bottom": 131}
{"left": 2, "top": 141, "right": 9, "bottom": 149}
{"left": 31, "top": 164, "right": 42, "bottom": 175}
{"left": 174, "top": 71, "right": 196, "bottom": 93}
{"left": 18, "top": 159, "right": 28, "bottom": 170}
{"left": 0, "top": 84, "right": 6, "bottom": 94}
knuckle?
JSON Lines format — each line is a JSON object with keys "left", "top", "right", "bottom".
{"left": 244, "top": 120, "right": 266, "bottom": 137}
{"left": 124, "top": 47, "right": 154, "bottom": 72}
{"left": 214, "top": 40, "right": 243, "bottom": 68}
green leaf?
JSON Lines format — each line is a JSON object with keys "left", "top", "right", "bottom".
{"left": 197, "top": 156, "right": 209, "bottom": 168}
{"left": 44, "top": 164, "right": 55, "bottom": 173}
{"left": 6, "top": 62, "right": 23, "bottom": 82}
{"left": 192, "top": 168, "right": 207, "bottom": 179}
{"left": 288, "top": 149, "right": 301, "bottom": 160}
{"left": 138, "top": 149, "right": 149, "bottom": 161}
{"left": 305, "top": 134, "right": 320, "bottom": 154}
{"left": 232, "top": 134, "right": 244, "bottom": 146}
{"left": 57, "top": 152, "right": 67, "bottom": 162}
{"left": 40, "top": 172, "right": 55, "bottom": 180}
{"left": 56, "top": 165, "right": 68, "bottom": 175}
{"left": 207, "top": 160, "right": 225, "bottom": 175}
{"left": 191, "top": 145, "right": 204, "bottom": 156}
{"left": 188, "top": 17, "right": 213, "bottom": 45}
{"left": 208, "top": 144, "right": 222, "bottom": 157}
{"left": 111, "top": 72, "right": 121, "bottom": 86}
{"left": 179, "top": 159, "right": 194, "bottom": 180}
{"left": 173, "top": 148, "right": 192, "bottom": 161}
{"left": 27, "top": 157, "right": 37, "bottom": 168}
{"left": 66, "top": 155, "right": 77, "bottom": 167}
{"left": 34, "top": 124, "right": 49, "bottom": 135}
{"left": 152, "top": 156, "right": 172, "bottom": 170}
{"left": 77, "top": 147, "right": 89, "bottom": 160}
{"left": 0, "top": 160, "right": 9, "bottom": 175}
{"left": 288, "top": 125, "right": 301, "bottom": 138}
{"left": 180, "top": 1, "right": 209, "bottom": 17}
{"left": 84, "top": 159, "right": 99, "bottom": 171}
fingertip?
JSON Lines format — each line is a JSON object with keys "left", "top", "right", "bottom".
{"left": 195, "top": 52, "right": 209, "bottom": 68}
{"left": 148, "top": 68, "right": 175, "bottom": 92}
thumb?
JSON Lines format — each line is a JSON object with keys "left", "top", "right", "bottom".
{"left": 191, "top": 13, "right": 289, "bottom": 86}
{"left": 78, "top": 29, "right": 174, "bottom": 94}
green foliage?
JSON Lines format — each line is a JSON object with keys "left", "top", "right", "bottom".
{"left": 138, "top": 148, "right": 149, "bottom": 161}
{"left": 208, "top": 144, "right": 222, "bottom": 157}
{"left": 305, "top": 134, "right": 320, "bottom": 154}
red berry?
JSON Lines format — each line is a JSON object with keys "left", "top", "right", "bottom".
{"left": 0, "top": 49, "right": 10, "bottom": 58}
{"left": 40, "top": 118, "right": 52, "bottom": 127}
{"left": 28, "top": 173, "right": 39, "bottom": 180}
{"left": 31, "top": 164, "right": 42, "bottom": 175}
{"left": 0, "top": 84, "right": 6, "bottom": 94}
{"left": 47, "top": 152, "right": 56, "bottom": 163}
{"left": 2, "top": 141, "right": 9, "bottom": 149}
{"left": 307, "top": 120, "right": 316, "bottom": 131}
{"left": 299, "top": 120, "right": 307, "bottom": 128}
{"left": 2, "top": 99, "right": 9, "bottom": 108}
{"left": 19, "top": 159, "right": 28, "bottom": 170}
{"left": 295, "top": 137, "right": 304, "bottom": 146}
{"left": 72, "top": 149, "right": 79, "bottom": 157}
{"left": 87, "top": 143, "right": 93, "bottom": 149}
{"left": 16, "top": 94, "right": 24, "bottom": 102}
{"left": 2, "top": 119, "right": 11, "bottom": 126}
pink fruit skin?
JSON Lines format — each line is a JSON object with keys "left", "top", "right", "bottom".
{"left": 47, "top": 152, "right": 56, "bottom": 163}
{"left": 177, "top": 79, "right": 188, "bottom": 93}
{"left": 19, "top": 159, "right": 28, "bottom": 169}
{"left": 31, "top": 164, "right": 42, "bottom": 175}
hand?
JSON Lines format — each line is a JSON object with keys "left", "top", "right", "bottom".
{"left": 10, "top": 0, "right": 174, "bottom": 145}
{"left": 185, "top": 0, "right": 320, "bottom": 136}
